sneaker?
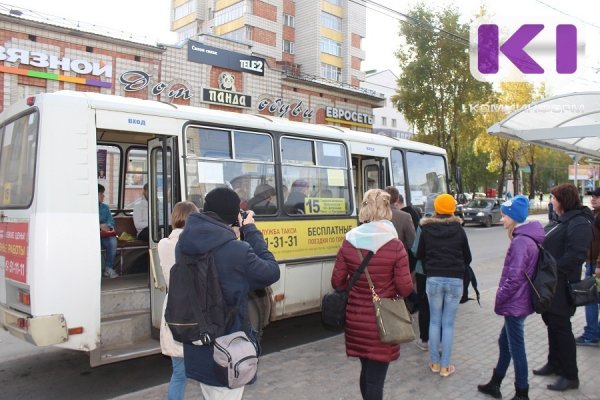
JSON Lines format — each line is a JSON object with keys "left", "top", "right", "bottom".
{"left": 439, "top": 365, "right": 456, "bottom": 377}
{"left": 103, "top": 268, "right": 119, "bottom": 279}
{"left": 428, "top": 362, "right": 440, "bottom": 373}
{"left": 415, "top": 339, "right": 429, "bottom": 351}
{"left": 575, "top": 335, "right": 599, "bottom": 346}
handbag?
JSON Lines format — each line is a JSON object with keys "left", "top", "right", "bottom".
{"left": 362, "top": 258, "right": 416, "bottom": 344}
{"left": 568, "top": 276, "right": 599, "bottom": 306}
{"left": 321, "top": 250, "right": 374, "bottom": 331}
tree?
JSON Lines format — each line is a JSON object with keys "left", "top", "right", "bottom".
{"left": 392, "top": 4, "right": 493, "bottom": 191}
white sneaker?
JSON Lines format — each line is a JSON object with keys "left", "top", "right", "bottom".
{"left": 415, "top": 339, "right": 428, "bottom": 351}
{"left": 103, "top": 268, "right": 119, "bottom": 279}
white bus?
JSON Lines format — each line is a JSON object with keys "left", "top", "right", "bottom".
{"left": 0, "top": 91, "right": 449, "bottom": 366}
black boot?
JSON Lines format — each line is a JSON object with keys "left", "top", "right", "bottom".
{"left": 510, "top": 385, "right": 529, "bottom": 400}
{"left": 477, "top": 369, "right": 504, "bottom": 399}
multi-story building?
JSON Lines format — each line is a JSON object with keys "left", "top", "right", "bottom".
{"left": 170, "top": 0, "right": 365, "bottom": 86}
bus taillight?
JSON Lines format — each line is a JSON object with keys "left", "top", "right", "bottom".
{"left": 18, "top": 290, "right": 30, "bottom": 306}
{"left": 26, "top": 96, "right": 35, "bottom": 106}
{"left": 68, "top": 327, "right": 84, "bottom": 335}
{"left": 17, "top": 318, "right": 28, "bottom": 329}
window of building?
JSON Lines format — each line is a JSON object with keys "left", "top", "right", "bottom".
{"left": 283, "top": 40, "right": 295, "bottom": 54}
{"left": 177, "top": 25, "right": 197, "bottom": 41}
{"left": 174, "top": 0, "right": 197, "bottom": 20}
{"left": 214, "top": 1, "right": 247, "bottom": 26}
{"left": 283, "top": 13, "right": 295, "bottom": 27}
{"left": 221, "top": 26, "right": 249, "bottom": 42}
{"left": 381, "top": 117, "right": 387, "bottom": 126}
{"left": 320, "top": 63, "right": 341, "bottom": 82}
{"left": 325, "top": 0, "right": 341, "bottom": 4}
{"left": 320, "top": 37, "right": 341, "bottom": 56}
{"left": 391, "top": 119, "right": 397, "bottom": 128}
{"left": 321, "top": 11, "right": 342, "bottom": 31}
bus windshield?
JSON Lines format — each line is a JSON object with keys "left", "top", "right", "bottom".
{"left": 405, "top": 151, "right": 448, "bottom": 209}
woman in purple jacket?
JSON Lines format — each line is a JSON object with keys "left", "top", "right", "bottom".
{"left": 478, "top": 195, "right": 544, "bottom": 400}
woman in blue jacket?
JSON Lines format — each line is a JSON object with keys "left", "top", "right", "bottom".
{"left": 478, "top": 195, "right": 544, "bottom": 400}
{"left": 176, "top": 187, "right": 280, "bottom": 400}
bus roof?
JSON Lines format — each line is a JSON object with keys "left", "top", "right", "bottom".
{"left": 18, "top": 90, "right": 446, "bottom": 156}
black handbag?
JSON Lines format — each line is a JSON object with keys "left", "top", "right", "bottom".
{"left": 321, "top": 250, "right": 374, "bottom": 331}
{"left": 568, "top": 276, "right": 599, "bottom": 306}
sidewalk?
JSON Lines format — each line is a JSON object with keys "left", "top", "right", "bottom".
{"left": 116, "top": 213, "right": 600, "bottom": 400}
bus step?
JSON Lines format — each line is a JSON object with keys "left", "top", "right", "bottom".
{"left": 100, "top": 310, "right": 151, "bottom": 349}
{"left": 101, "top": 287, "right": 150, "bottom": 318}
{"left": 90, "top": 337, "right": 160, "bottom": 367}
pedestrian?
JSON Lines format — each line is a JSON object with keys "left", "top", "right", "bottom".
{"left": 398, "top": 193, "right": 422, "bottom": 230}
{"left": 533, "top": 183, "right": 593, "bottom": 392}
{"left": 98, "top": 184, "right": 118, "bottom": 279}
{"left": 384, "top": 186, "right": 416, "bottom": 252}
{"left": 177, "top": 187, "right": 280, "bottom": 400}
{"left": 575, "top": 187, "right": 600, "bottom": 346}
{"left": 478, "top": 195, "right": 544, "bottom": 400}
{"left": 411, "top": 223, "right": 430, "bottom": 352}
{"left": 331, "top": 189, "right": 413, "bottom": 400}
{"left": 416, "top": 193, "right": 472, "bottom": 377}
{"left": 157, "top": 201, "right": 199, "bottom": 400}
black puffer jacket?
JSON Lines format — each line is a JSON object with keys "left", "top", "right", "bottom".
{"left": 416, "top": 215, "right": 472, "bottom": 279}
{"left": 543, "top": 206, "right": 593, "bottom": 316}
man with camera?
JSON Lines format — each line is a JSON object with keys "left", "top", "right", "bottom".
{"left": 176, "top": 187, "right": 280, "bottom": 400}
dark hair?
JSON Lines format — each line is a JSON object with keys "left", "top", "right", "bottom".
{"left": 98, "top": 184, "right": 105, "bottom": 193}
{"left": 384, "top": 186, "right": 399, "bottom": 204}
{"left": 550, "top": 183, "right": 581, "bottom": 212}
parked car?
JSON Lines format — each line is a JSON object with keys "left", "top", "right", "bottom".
{"left": 462, "top": 198, "right": 504, "bottom": 227}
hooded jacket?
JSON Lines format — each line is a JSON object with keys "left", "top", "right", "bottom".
{"left": 543, "top": 206, "right": 593, "bottom": 316}
{"left": 495, "top": 221, "right": 545, "bottom": 317}
{"left": 416, "top": 215, "right": 472, "bottom": 279}
{"left": 176, "top": 212, "right": 280, "bottom": 386}
{"left": 331, "top": 220, "right": 413, "bottom": 363}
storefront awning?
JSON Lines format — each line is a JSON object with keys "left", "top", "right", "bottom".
{"left": 488, "top": 92, "right": 600, "bottom": 159}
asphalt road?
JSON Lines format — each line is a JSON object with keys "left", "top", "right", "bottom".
{"left": 0, "top": 220, "right": 521, "bottom": 400}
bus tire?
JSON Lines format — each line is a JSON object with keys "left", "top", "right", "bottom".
{"left": 248, "top": 289, "right": 271, "bottom": 339}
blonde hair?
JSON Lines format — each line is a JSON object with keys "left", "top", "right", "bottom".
{"left": 171, "top": 201, "right": 199, "bottom": 229}
{"left": 358, "top": 189, "right": 392, "bottom": 223}
{"left": 502, "top": 212, "right": 518, "bottom": 240}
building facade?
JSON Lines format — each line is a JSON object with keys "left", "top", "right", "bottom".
{"left": 170, "top": 0, "right": 365, "bottom": 86}
{"left": 0, "top": 8, "right": 383, "bottom": 132}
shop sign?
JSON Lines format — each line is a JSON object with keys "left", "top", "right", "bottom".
{"left": 325, "top": 106, "right": 373, "bottom": 128}
{"left": 202, "top": 72, "right": 251, "bottom": 108}
{"left": 257, "top": 98, "right": 314, "bottom": 119}
{"left": 0, "top": 45, "right": 112, "bottom": 88}
{"left": 187, "top": 40, "right": 265, "bottom": 76}
{"left": 119, "top": 70, "right": 192, "bottom": 99}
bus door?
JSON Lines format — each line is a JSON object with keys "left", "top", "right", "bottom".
{"left": 352, "top": 157, "right": 386, "bottom": 205}
{"left": 147, "top": 136, "right": 179, "bottom": 336}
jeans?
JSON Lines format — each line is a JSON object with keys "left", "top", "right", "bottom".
{"left": 582, "top": 263, "right": 600, "bottom": 341}
{"left": 168, "top": 357, "right": 187, "bottom": 400}
{"left": 426, "top": 276, "right": 463, "bottom": 368}
{"left": 359, "top": 358, "right": 389, "bottom": 400}
{"left": 495, "top": 316, "right": 528, "bottom": 389}
{"left": 100, "top": 236, "right": 117, "bottom": 271}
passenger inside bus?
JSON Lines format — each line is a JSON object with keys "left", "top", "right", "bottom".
{"left": 284, "top": 179, "right": 309, "bottom": 214}
{"left": 133, "top": 183, "right": 149, "bottom": 241}
{"left": 246, "top": 184, "right": 276, "bottom": 215}
{"left": 98, "top": 184, "right": 119, "bottom": 279}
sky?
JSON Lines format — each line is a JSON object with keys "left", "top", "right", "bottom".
{"left": 7, "top": 0, "right": 600, "bottom": 96}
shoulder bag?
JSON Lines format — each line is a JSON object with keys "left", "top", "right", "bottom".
{"left": 362, "top": 254, "right": 416, "bottom": 344}
{"left": 321, "top": 249, "right": 374, "bottom": 331}
{"left": 568, "top": 276, "right": 599, "bottom": 306}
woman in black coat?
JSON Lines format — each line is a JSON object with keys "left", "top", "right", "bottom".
{"left": 533, "top": 184, "right": 593, "bottom": 392}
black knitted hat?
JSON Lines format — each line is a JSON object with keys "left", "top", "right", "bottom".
{"left": 204, "top": 187, "right": 240, "bottom": 225}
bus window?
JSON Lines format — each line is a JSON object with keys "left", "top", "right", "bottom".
{"left": 0, "top": 112, "right": 39, "bottom": 208}
{"left": 405, "top": 151, "right": 448, "bottom": 210}
{"left": 124, "top": 148, "right": 148, "bottom": 209}
{"left": 390, "top": 149, "right": 407, "bottom": 202}
{"left": 281, "top": 137, "right": 350, "bottom": 216}
{"left": 96, "top": 145, "right": 121, "bottom": 209}
{"left": 185, "top": 127, "right": 276, "bottom": 214}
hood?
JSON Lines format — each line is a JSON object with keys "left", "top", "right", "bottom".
{"left": 177, "top": 211, "right": 236, "bottom": 255}
{"left": 420, "top": 215, "right": 464, "bottom": 238}
{"left": 513, "top": 220, "right": 545, "bottom": 244}
{"left": 560, "top": 206, "right": 594, "bottom": 224}
{"left": 345, "top": 220, "right": 398, "bottom": 253}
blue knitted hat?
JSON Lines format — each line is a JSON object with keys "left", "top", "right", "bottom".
{"left": 500, "top": 195, "right": 529, "bottom": 223}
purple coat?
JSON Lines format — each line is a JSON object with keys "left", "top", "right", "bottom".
{"left": 495, "top": 221, "right": 545, "bottom": 317}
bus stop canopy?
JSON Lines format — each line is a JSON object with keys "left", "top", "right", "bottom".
{"left": 488, "top": 92, "right": 600, "bottom": 159}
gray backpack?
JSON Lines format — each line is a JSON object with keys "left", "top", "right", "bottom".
{"left": 213, "top": 331, "right": 259, "bottom": 389}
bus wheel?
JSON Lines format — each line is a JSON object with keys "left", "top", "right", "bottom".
{"left": 248, "top": 289, "right": 271, "bottom": 339}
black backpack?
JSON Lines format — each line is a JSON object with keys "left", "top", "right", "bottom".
{"left": 523, "top": 240, "right": 558, "bottom": 314}
{"left": 460, "top": 264, "right": 480, "bottom": 305}
{"left": 165, "top": 252, "right": 234, "bottom": 344}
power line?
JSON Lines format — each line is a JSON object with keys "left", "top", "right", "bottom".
{"left": 533, "top": 0, "right": 600, "bottom": 31}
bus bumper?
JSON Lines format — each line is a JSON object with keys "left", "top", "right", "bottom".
{"left": 0, "top": 304, "right": 68, "bottom": 346}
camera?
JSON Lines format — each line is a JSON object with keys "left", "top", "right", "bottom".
{"left": 240, "top": 209, "right": 249, "bottom": 220}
